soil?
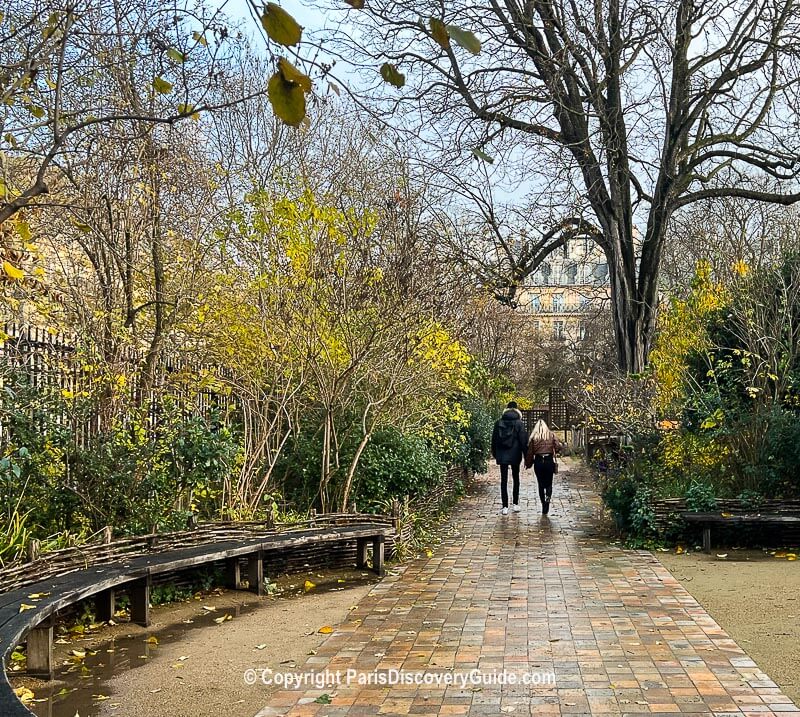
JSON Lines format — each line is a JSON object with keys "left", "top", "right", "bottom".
{"left": 10, "top": 567, "right": 381, "bottom": 717}
{"left": 659, "top": 547, "right": 800, "bottom": 704}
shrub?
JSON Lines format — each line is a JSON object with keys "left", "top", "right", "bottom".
{"left": 355, "top": 428, "right": 444, "bottom": 512}
{"left": 684, "top": 481, "right": 717, "bottom": 512}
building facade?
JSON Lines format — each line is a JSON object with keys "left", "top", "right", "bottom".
{"left": 517, "top": 237, "right": 611, "bottom": 342}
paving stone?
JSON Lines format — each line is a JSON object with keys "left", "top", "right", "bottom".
{"left": 254, "top": 461, "right": 797, "bottom": 717}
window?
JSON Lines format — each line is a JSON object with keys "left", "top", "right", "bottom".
{"left": 578, "top": 322, "right": 587, "bottom": 341}
{"left": 534, "top": 321, "right": 541, "bottom": 332}
{"left": 529, "top": 294, "right": 541, "bottom": 312}
{"left": 593, "top": 262, "right": 608, "bottom": 284}
{"left": 564, "top": 263, "right": 578, "bottom": 284}
{"left": 540, "top": 262, "right": 552, "bottom": 285}
{"left": 553, "top": 320, "right": 565, "bottom": 340}
{"left": 552, "top": 293, "right": 564, "bottom": 312}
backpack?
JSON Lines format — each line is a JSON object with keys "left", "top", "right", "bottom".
{"left": 497, "top": 420, "right": 516, "bottom": 449}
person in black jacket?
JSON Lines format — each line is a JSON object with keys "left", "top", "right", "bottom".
{"left": 490, "top": 401, "right": 529, "bottom": 515}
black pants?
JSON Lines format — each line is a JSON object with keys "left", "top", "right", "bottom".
{"left": 499, "top": 463, "right": 520, "bottom": 507}
{"left": 533, "top": 455, "right": 555, "bottom": 504}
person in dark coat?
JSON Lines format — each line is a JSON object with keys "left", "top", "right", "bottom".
{"left": 490, "top": 401, "right": 529, "bottom": 515}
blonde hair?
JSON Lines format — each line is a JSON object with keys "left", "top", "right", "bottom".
{"left": 531, "top": 419, "right": 553, "bottom": 442}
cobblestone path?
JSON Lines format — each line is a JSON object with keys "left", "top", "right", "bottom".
{"left": 256, "top": 460, "right": 799, "bottom": 716}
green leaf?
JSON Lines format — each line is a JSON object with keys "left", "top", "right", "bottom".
{"left": 314, "top": 694, "right": 332, "bottom": 704}
{"left": 261, "top": 3, "right": 303, "bottom": 47}
{"left": 471, "top": 148, "right": 494, "bottom": 163}
{"left": 192, "top": 31, "right": 208, "bottom": 46}
{"left": 166, "top": 48, "right": 186, "bottom": 63}
{"left": 380, "top": 63, "right": 405, "bottom": 88}
{"left": 268, "top": 72, "right": 306, "bottom": 126}
{"left": 446, "top": 24, "right": 481, "bottom": 54}
{"left": 152, "top": 77, "right": 173, "bottom": 94}
{"left": 429, "top": 18, "right": 450, "bottom": 49}
{"left": 28, "top": 105, "right": 45, "bottom": 119}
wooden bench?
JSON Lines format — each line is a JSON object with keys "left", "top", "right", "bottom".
{"left": 0, "top": 522, "right": 390, "bottom": 717}
{"left": 680, "top": 512, "right": 800, "bottom": 553}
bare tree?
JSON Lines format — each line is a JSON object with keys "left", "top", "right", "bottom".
{"left": 0, "top": 0, "right": 259, "bottom": 224}
{"left": 664, "top": 193, "right": 800, "bottom": 292}
{"left": 311, "top": 0, "right": 800, "bottom": 372}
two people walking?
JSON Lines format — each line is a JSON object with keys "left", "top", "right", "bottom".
{"left": 490, "top": 401, "right": 564, "bottom": 515}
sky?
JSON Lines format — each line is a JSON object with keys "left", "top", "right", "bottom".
{"left": 212, "top": 0, "right": 329, "bottom": 40}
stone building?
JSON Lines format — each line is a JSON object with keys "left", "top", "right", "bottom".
{"left": 517, "top": 238, "right": 611, "bottom": 342}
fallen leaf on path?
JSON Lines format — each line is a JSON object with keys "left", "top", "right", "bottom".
{"left": 213, "top": 614, "right": 232, "bottom": 624}
{"left": 145, "top": 636, "right": 158, "bottom": 645}
{"left": 314, "top": 694, "right": 332, "bottom": 704}
{"left": 27, "top": 592, "right": 50, "bottom": 600}
{"left": 15, "top": 687, "right": 34, "bottom": 703}
{"left": 92, "top": 694, "right": 110, "bottom": 701}
{"left": 304, "top": 580, "right": 316, "bottom": 591}
{"left": 318, "top": 625, "right": 333, "bottom": 634}
{"left": 255, "top": 644, "right": 267, "bottom": 650}
{"left": 18, "top": 603, "right": 37, "bottom": 612}
{"left": 716, "top": 553, "right": 728, "bottom": 558}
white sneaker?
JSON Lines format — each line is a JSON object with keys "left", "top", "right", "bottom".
{"left": 501, "top": 507, "right": 509, "bottom": 515}
{"left": 512, "top": 504, "right": 520, "bottom": 512}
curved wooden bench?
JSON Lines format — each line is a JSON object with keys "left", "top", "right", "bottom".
{"left": 1, "top": 523, "right": 390, "bottom": 716}
{"left": 681, "top": 511, "right": 800, "bottom": 552}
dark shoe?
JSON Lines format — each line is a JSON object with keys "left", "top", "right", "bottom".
{"left": 543, "top": 500, "right": 550, "bottom": 515}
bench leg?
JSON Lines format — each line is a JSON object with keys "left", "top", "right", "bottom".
{"left": 247, "top": 551, "right": 264, "bottom": 596}
{"left": 226, "top": 557, "right": 241, "bottom": 590}
{"left": 26, "top": 623, "right": 54, "bottom": 680}
{"left": 356, "top": 538, "right": 369, "bottom": 570}
{"left": 703, "top": 526, "right": 712, "bottom": 554}
{"left": 130, "top": 576, "right": 151, "bottom": 627}
{"left": 372, "top": 535, "right": 385, "bottom": 577}
{"left": 95, "top": 588, "right": 116, "bottom": 622}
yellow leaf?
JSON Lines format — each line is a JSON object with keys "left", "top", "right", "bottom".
{"left": 145, "top": 636, "right": 158, "bottom": 644}
{"left": 261, "top": 3, "right": 303, "bottom": 46}
{"left": 429, "top": 18, "right": 449, "bottom": 49}
{"left": 318, "top": 625, "right": 333, "bottom": 634}
{"left": 775, "top": 551, "right": 787, "bottom": 558}
{"left": 3, "top": 260, "right": 25, "bottom": 280}
{"left": 69, "top": 649, "right": 86, "bottom": 659}
{"left": 380, "top": 62, "right": 405, "bottom": 88}
{"left": 27, "top": 592, "right": 50, "bottom": 600}
{"left": 15, "top": 687, "right": 34, "bottom": 703}
{"left": 213, "top": 614, "right": 232, "bottom": 624}
{"left": 277, "top": 57, "right": 311, "bottom": 92}
{"left": 18, "top": 603, "right": 37, "bottom": 612}
{"left": 787, "top": 553, "right": 797, "bottom": 561}
{"left": 675, "top": 545, "right": 684, "bottom": 554}
{"left": 303, "top": 580, "right": 316, "bottom": 591}
{"left": 267, "top": 71, "right": 306, "bottom": 126}
{"left": 15, "top": 220, "right": 31, "bottom": 242}
{"left": 192, "top": 30, "right": 207, "bottom": 46}
{"left": 152, "top": 76, "right": 173, "bottom": 94}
